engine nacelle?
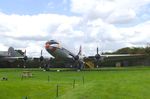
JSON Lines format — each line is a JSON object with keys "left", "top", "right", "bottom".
{"left": 24, "top": 56, "right": 28, "bottom": 61}
{"left": 95, "top": 54, "right": 100, "bottom": 60}
{"left": 40, "top": 56, "right": 44, "bottom": 62}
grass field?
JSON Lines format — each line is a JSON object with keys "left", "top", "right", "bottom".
{"left": 0, "top": 67, "right": 150, "bottom": 99}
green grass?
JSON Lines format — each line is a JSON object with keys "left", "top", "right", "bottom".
{"left": 1, "top": 67, "right": 150, "bottom": 99}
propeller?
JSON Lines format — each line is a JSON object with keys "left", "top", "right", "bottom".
{"left": 22, "top": 49, "right": 28, "bottom": 68}
{"left": 70, "top": 46, "right": 81, "bottom": 61}
{"left": 39, "top": 50, "right": 44, "bottom": 62}
{"left": 23, "top": 50, "right": 28, "bottom": 61}
{"left": 95, "top": 47, "right": 101, "bottom": 60}
{"left": 69, "top": 46, "right": 84, "bottom": 69}
{"left": 95, "top": 47, "right": 101, "bottom": 68}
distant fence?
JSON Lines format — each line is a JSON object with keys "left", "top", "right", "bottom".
{"left": 21, "top": 76, "right": 85, "bottom": 99}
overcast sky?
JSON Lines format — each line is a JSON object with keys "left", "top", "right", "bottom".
{"left": 0, "top": 0, "right": 150, "bottom": 57}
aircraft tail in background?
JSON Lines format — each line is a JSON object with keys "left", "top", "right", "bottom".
{"left": 8, "top": 47, "right": 23, "bottom": 57}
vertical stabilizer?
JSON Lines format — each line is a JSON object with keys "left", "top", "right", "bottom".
{"left": 78, "top": 45, "right": 82, "bottom": 56}
{"left": 8, "top": 47, "right": 15, "bottom": 57}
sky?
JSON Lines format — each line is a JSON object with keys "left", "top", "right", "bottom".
{"left": 0, "top": 0, "right": 150, "bottom": 57}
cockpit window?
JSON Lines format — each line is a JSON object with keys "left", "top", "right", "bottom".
{"left": 45, "top": 40, "right": 60, "bottom": 48}
{"left": 49, "top": 40, "right": 59, "bottom": 44}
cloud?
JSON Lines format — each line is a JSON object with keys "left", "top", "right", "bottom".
{"left": 128, "top": 23, "right": 150, "bottom": 45}
{"left": 0, "top": 0, "right": 150, "bottom": 57}
{"left": 106, "top": 9, "right": 136, "bottom": 24}
{"left": 0, "top": 43, "right": 8, "bottom": 51}
{"left": 70, "top": 0, "right": 150, "bottom": 24}
{"left": 0, "top": 13, "right": 81, "bottom": 37}
{"left": 0, "top": 12, "right": 83, "bottom": 56}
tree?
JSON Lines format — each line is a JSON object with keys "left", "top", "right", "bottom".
{"left": 145, "top": 44, "right": 150, "bottom": 55}
{"left": 113, "top": 47, "right": 131, "bottom": 54}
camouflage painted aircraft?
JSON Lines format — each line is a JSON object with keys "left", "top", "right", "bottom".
{"left": 0, "top": 47, "right": 27, "bottom": 62}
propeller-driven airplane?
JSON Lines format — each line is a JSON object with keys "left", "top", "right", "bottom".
{"left": 0, "top": 46, "right": 46, "bottom": 61}
{"left": 45, "top": 40, "right": 140, "bottom": 69}
{"left": 0, "top": 47, "right": 45, "bottom": 68}
{"left": 0, "top": 47, "right": 27, "bottom": 62}
{"left": 0, "top": 41, "right": 143, "bottom": 69}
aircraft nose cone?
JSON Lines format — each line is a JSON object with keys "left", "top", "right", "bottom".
{"left": 45, "top": 43, "right": 50, "bottom": 49}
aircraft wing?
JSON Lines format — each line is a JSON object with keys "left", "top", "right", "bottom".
{"left": 100, "top": 54, "right": 144, "bottom": 57}
{"left": 86, "top": 54, "right": 144, "bottom": 61}
{"left": 1, "top": 56, "right": 26, "bottom": 61}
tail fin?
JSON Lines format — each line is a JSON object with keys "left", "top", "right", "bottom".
{"left": 8, "top": 47, "right": 16, "bottom": 57}
{"left": 77, "top": 45, "right": 82, "bottom": 56}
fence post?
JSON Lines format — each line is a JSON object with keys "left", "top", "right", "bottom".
{"left": 25, "top": 96, "right": 27, "bottom": 99}
{"left": 48, "top": 75, "right": 49, "bottom": 82}
{"left": 56, "top": 84, "right": 59, "bottom": 97}
{"left": 73, "top": 79, "right": 75, "bottom": 88}
{"left": 22, "top": 96, "right": 27, "bottom": 99}
{"left": 82, "top": 76, "right": 84, "bottom": 85}
{"left": 21, "top": 75, "right": 23, "bottom": 80}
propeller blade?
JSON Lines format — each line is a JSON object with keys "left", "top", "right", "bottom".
{"left": 24, "top": 50, "right": 26, "bottom": 56}
{"left": 77, "top": 45, "right": 82, "bottom": 55}
{"left": 40, "top": 50, "right": 44, "bottom": 62}
{"left": 41, "top": 50, "right": 43, "bottom": 56}
{"left": 69, "top": 53, "right": 75, "bottom": 58}
{"left": 97, "top": 47, "right": 99, "bottom": 54}
{"left": 96, "top": 60, "right": 99, "bottom": 68}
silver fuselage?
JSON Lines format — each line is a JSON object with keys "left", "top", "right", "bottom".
{"left": 45, "top": 40, "right": 76, "bottom": 61}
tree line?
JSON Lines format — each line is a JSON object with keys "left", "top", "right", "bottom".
{"left": 105, "top": 46, "right": 150, "bottom": 55}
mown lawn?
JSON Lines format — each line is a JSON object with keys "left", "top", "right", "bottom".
{"left": 0, "top": 67, "right": 150, "bottom": 99}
